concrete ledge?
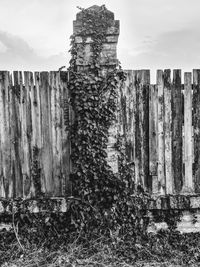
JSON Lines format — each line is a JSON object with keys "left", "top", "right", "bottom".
{"left": 0, "top": 197, "right": 69, "bottom": 214}
{"left": 148, "top": 194, "right": 192, "bottom": 210}
{"left": 1, "top": 195, "right": 200, "bottom": 215}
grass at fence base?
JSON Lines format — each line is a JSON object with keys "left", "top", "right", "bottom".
{"left": 1, "top": 228, "right": 200, "bottom": 267}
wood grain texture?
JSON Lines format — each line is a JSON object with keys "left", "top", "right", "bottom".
{"left": 135, "top": 70, "right": 142, "bottom": 187}
{"left": 124, "top": 70, "right": 135, "bottom": 163}
{"left": 12, "top": 71, "right": 23, "bottom": 197}
{"left": 60, "top": 71, "right": 71, "bottom": 195}
{"left": 50, "top": 71, "right": 62, "bottom": 195}
{"left": 183, "top": 72, "right": 193, "bottom": 193}
{"left": 172, "top": 69, "right": 183, "bottom": 193}
{"left": 157, "top": 70, "right": 165, "bottom": 195}
{"left": 136, "top": 70, "right": 150, "bottom": 190}
{"left": 23, "top": 72, "right": 33, "bottom": 197}
{"left": 164, "top": 69, "right": 173, "bottom": 194}
{"left": 193, "top": 70, "right": 200, "bottom": 193}
{"left": 149, "top": 84, "right": 158, "bottom": 177}
{"left": 121, "top": 70, "right": 136, "bottom": 183}
{"left": 40, "top": 72, "right": 53, "bottom": 195}
{"left": 0, "top": 71, "right": 12, "bottom": 198}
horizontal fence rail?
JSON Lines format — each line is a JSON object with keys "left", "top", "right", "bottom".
{"left": 1, "top": 69, "right": 200, "bottom": 199}
{"left": 0, "top": 71, "right": 71, "bottom": 198}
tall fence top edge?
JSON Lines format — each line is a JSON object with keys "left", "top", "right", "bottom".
{"left": 0, "top": 70, "right": 68, "bottom": 74}
{"left": 1, "top": 69, "right": 200, "bottom": 73}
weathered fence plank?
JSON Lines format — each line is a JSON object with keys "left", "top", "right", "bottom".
{"left": 13, "top": 71, "right": 23, "bottom": 197}
{"left": 40, "top": 72, "right": 53, "bottom": 195}
{"left": 157, "top": 70, "right": 165, "bottom": 194}
{"left": 134, "top": 70, "right": 140, "bottom": 186}
{"left": 23, "top": 72, "right": 33, "bottom": 197}
{"left": 172, "top": 69, "right": 183, "bottom": 193}
{"left": 193, "top": 69, "right": 200, "bottom": 193}
{"left": 183, "top": 72, "right": 193, "bottom": 193}
{"left": 124, "top": 70, "right": 136, "bottom": 164}
{"left": 0, "top": 71, "right": 12, "bottom": 198}
{"left": 149, "top": 85, "right": 158, "bottom": 176}
{"left": 60, "top": 72, "right": 71, "bottom": 195}
{"left": 33, "top": 72, "right": 43, "bottom": 195}
{"left": 50, "top": 71, "right": 63, "bottom": 195}
{"left": 136, "top": 70, "right": 150, "bottom": 190}
{"left": 164, "top": 69, "right": 173, "bottom": 194}
{"left": 149, "top": 84, "right": 158, "bottom": 193}
{"left": 120, "top": 70, "right": 136, "bottom": 184}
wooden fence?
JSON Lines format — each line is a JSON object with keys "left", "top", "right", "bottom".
{"left": 0, "top": 71, "right": 71, "bottom": 199}
{"left": 121, "top": 69, "right": 200, "bottom": 195}
{"left": 0, "top": 69, "right": 200, "bottom": 199}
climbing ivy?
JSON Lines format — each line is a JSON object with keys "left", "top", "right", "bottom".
{"left": 67, "top": 5, "right": 150, "bottom": 236}
{"left": 68, "top": 5, "right": 124, "bottom": 212}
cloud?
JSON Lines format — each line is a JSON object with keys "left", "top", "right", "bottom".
{"left": 0, "top": 31, "right": 67, "bottom": 71}
{"left": 118, "top": 28, "right": 200, "bottom": 83}
{"left": 120, "top": 28, "right": 200, "bottom": 70}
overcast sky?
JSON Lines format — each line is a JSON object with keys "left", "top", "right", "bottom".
{"left": 0, "top": 0, "right": 200, "bottom": 82}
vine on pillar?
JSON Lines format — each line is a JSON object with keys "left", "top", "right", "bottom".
{"left": 67, "top": 6, "right": 149, "bottom": 236}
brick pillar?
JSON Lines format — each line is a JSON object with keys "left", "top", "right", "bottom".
{"left": 73, "top": 5, "right": 119, "bottom": 71}
{"left": 73, "top": 5, "right": 120, "bottom": 173}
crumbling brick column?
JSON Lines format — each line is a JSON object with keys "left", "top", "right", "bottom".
{"left": 73, "top": 5, "right": 120, "bottom": 71}
{"left": 73, "top": 5, "right": 120, "bottom": 173}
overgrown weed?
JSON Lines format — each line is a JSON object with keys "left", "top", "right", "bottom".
{"left": 2, "top": 227, "right": 200, "bottom": 267}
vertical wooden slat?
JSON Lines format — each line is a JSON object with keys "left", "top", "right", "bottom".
{"left": 12, "top": 71, "right": 23, "bottom": 197}
{"left": 157, "top": 70, "right": 165, "bottom": 195}
{"left": 34, "top": 72, "right": 42, "bottom": 149}
{"left": 193, "top": 69, "right": 200, "bottom": 193}
{"left": 50, "top": 71, "right": 63, "bottom": 195}
{"left": 50, "top": 72, "right": 56, "bottom": 194}
{"left": 142, "top": 70, "right": 150, "bottom": 191}
{"left": 40, "top": 72, "right": 53, "bottom": 195}
{"left": 136, "top": 70, "right": 150, "bottom": 190}
{"left": 124, "top": 70, "right": 136, "bottom": 164}
{"left": 0, "top": 71, "right": 12, "bottom": 198}
{"left": 23, "top": 72, "right": 33, "bottom": 197}
{"left": 133, "top": 70, "right": 139, "bottom": 186}
{"left": 60, "top": 71, "right": 71, "bottom": 195}
{"left": 183, "top": 72, "right": 193, "bottom": 193}
{"left": 29, "top": 71, "right": 37, "bottom": 196}
{"left": 172, "top": 69, "right": 183, "bottom": 193}
{"left": 8, "top": 73, "right": 14, "bottom": 198}
{"left": 135, "top": 70, "right": 142, "bottom": 187}
{"left": 149, "top": 84, "right": 158, "bottom": 193}
{"left": 164, "top": 69, "right": 173, "bottom": 194}
{"left": 120, "top": 70, "right": 136, "bottom": 185}
{"left": 34, "top": 72, "right": 43, "bottom": 195}
{"left": 56, "top": 73, "right": 64, "bottom": 195}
